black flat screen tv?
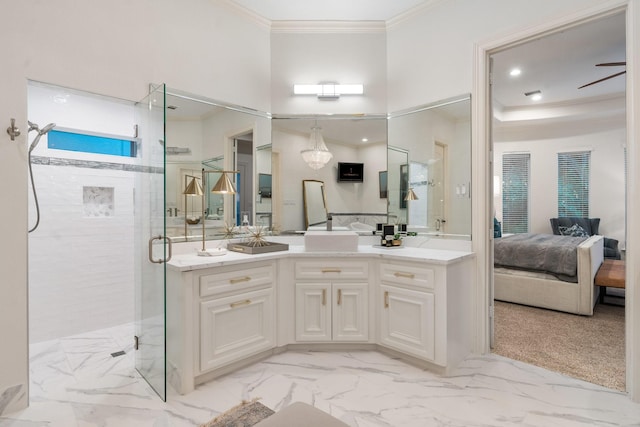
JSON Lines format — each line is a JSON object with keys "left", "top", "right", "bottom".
{"left": 338, "top": 162, "right": 364, "bottom": 182}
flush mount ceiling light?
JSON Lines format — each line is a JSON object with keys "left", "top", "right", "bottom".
{"left": 525, "top": 90, "right": 542, "bottom": 101}
{"left": 301, "top": 125, "right": 333, "bottom": 170}
{"left": 509, "top": 68, "right": 521, "bottom": 77}
{"left": 293, "top": 83, "right": 364, "bottom": 99}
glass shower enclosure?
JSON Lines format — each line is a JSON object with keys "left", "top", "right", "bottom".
{"left": 134, "top": 84, "right": 168, "bottom": 400}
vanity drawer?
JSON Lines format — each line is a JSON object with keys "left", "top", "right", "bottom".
{"left": 379, "top": 263, "right": 434, "bottom": 290}
{"left": 199, "top": 264, "right": 274, "bottom": 297}
{"left": 295, "top": 260, "right": 369, "bottom": 280}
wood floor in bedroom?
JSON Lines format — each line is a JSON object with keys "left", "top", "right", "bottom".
{"left": 492, "top": 300, "right": 625, "bottom": 391}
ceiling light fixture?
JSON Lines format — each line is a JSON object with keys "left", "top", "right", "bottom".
{"left": 509, "top": 68, "right": 521, "bottom": 77}
{"left": 293, "top": 83, "right": 364, "bottom": 100}
{"left": 525, "top": 90, "right": 542, "bottom": 101}
{"left": 301, "top": 125, "right": 332, "bottom": 170}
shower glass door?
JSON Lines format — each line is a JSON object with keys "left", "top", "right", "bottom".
{"left": 134, "top": 83, "right": 167, "bottom": 400}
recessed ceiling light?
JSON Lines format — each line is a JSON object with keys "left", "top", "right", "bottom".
{"left": 509, "top": 68, "right": 521, "bottom": 77}
{"left": 361, "top": 138, "right": 368, "bottom": 142}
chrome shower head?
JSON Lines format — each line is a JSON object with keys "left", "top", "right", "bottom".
{"left": 40, "top": 123, "right": 56, "bottom": 135}
{"left": 28, "top": 123, "right": 56, "bottom": 153}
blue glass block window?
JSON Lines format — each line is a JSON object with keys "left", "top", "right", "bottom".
{"left": 48, "top": 130, "right": 137, "bottom": 157}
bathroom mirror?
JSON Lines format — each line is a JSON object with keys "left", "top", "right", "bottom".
{"left": 272, "top": 115, "right": 387, "bottom": 232}
{"left": 302, "top": 180, "right": 328, "bottom": 229}
{"left": 387, "top": 95, "right": 472, "bottom": 239}
{"left": 164, "top": 88, "right": 271, "bottom": 241}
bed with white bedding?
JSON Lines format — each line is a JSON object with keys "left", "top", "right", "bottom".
{"left": 494, "top": 234, "right": 604, "bottom": 315}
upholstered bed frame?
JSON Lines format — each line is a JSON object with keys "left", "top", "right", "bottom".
{"left": 494, "top": 235, "right": 604, "bottom": 315}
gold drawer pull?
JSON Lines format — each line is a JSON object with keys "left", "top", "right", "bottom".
{"left": 394, "top": 271, "right": 415, "bottom": 279}
{"left": 230, "top": 276, "right": 251, "bottom": 284}
{"left": 384, "top": 291, "right": 389, "bottom": 308}
{"left": 230, "top": 299, "right": 251, "bottom": 309}
{"left": 322, "top": 268, "right": 342, "bottom": 273}
{"left": 337, "top": 289, "right": 342, "bottom": 306}
{"left": 322, "top": 289, "right": 327, "bottom": 306}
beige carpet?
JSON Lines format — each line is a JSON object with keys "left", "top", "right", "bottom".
{"left": 493, "top": 301, "right": 625, "bottom": 391}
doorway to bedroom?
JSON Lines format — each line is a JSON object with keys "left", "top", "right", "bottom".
{"left": 489, "top": 12, "right": 627, "bottom": 391}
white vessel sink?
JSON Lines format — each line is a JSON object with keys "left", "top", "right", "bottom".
{"left": 304, "top": 230, "right": 359, "bottom": 252}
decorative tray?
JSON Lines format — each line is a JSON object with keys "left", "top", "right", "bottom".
{"left": 227, "top": 241, "right": 289, "bottom": 255}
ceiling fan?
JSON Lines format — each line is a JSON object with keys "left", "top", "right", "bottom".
{"left": 578, "top": 62, "right": 626, "bottom": 89}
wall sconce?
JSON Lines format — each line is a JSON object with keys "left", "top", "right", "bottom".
{"left": 182, "top": 174, "right": 204, "bottom": 239}
{"left": 404, "top": 188, "right": 418, "bottom": 201}
{"left": 198, "top": 169, "right": 238, "bottom": 256}
{"left": 293, "top": 83, "right": 364, "bottom": 99}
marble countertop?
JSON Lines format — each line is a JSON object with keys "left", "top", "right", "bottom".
{"left": 167, "top": 244, "right": 475, "bottom": 272}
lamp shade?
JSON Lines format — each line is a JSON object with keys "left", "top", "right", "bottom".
{"left": 301, "top": 126, "right": 332, "bottom": 170}
{"left": 404, "top": 188, "right": 418, "bottom": 201}
{"left": 183, "top": 177, "right": 203, "bottom": 196}
{"left": 212, "top": 172, "right": 236, "bottom": 194}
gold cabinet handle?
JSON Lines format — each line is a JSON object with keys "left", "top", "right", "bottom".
{"left": 322, "top": 289, "right": 327, "bottom": 306}
{"left": 230, "top": 299, "right": 251, "bottom": 308}
{"left": 394, "top": 271, "right": 415, "bottom": 279}
{"left": 337, "top": 289, "right": 342, "bottom": 306}
{"left": 322, "top": 268, "right": 342, "bottom": 273}
{"left": 230, "top": 276, "right": 251, "bottom": 284}
{"left": 384, "top": 291, "right": 389, "bottom": 308}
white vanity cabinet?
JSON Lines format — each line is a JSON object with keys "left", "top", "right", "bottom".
{"left": 378, "top": 258, "right": 473, "bottom": 371}
{"left": 167, "top": 247, "right": 474, "bottom": 394}
{"left": 379, "top": 262, "right": 436, "bottom": 360}
{"left": 294, "top": 260, "right": 369, "bottom": 342}
{"left": 167, "top": 260, "right": 276, "bottom": 394}
{"left": 198, "top": 263, "right": 276, "bottom": 372}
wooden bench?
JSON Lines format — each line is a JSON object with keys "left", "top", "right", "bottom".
{"left": 594, "top": 259, "right": 625, "bottom": 304}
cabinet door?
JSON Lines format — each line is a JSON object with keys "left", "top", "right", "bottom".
{"left": 295, "top": 283, "right": 331, "bottom": 342}
{"left": 332, "top": 283, "right": 369, "bottom": 342}
{"left": 379, "top": 285, "right": 435, "bottom": 360}
{"left": 200, "top": 288, "right": 275, "bottom": 372}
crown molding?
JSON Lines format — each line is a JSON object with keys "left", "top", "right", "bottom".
{"left": 218, "top": 0, "right": 272, "bottom": 30}
{"left": 271, "top": 20, "right": 386, "bottom": 34}
{"left": 386, "top": 0, "right": 449, "bottom": 30}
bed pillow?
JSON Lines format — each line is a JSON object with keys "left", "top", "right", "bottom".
{"left": 558, "top": 223, "right": 589, "bottom": 237}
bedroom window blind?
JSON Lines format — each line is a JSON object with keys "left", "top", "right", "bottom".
{"left": 557, "top": 151, "right": 590, "bottom": 218}
{"left": 502, "top": 153, "right": 530, "bottom": 233}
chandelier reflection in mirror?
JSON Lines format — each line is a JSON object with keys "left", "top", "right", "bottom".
{"left": 301, "top": 125, "right": 332, "bottom": 170}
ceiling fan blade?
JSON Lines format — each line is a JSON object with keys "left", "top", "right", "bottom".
{"left": 578, "top": 70, "right": 626, "bottom": 89}
{"left": 596, "top": 62, "right": 626, "bottom": 67}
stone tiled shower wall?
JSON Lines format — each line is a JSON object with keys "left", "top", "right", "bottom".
{"left": 28, "top": 164, "right": 135, "bottom": 343}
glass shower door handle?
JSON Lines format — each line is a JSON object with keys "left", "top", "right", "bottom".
{"left": 148, "top": 235, "right": 172, "bottom": 264}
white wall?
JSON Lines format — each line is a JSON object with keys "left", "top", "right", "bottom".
{"left": 494, "top": 127, "right": 626, "bottom": 244}
{"left": 271, "top": 30, "right": 387, "bottom": 114}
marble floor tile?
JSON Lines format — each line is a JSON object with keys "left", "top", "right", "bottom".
{"left": 2, "top": 323, "right": 640, "bottom": 427}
